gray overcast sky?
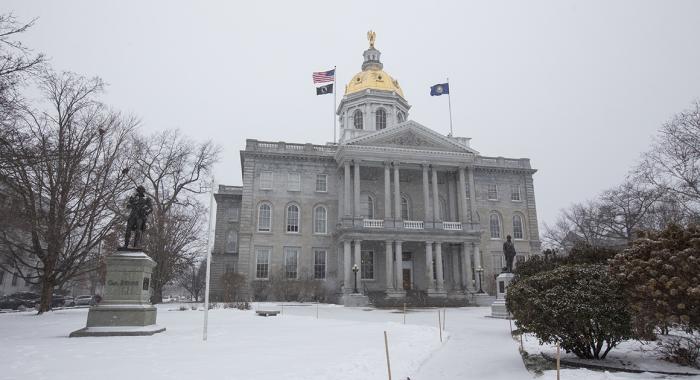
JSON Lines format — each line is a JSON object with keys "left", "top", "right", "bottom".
{"left": 6, "top": 0, "right": 700, "bottom": 230}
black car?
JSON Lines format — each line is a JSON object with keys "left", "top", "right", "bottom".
{"left": 0, "top": 295, "right": 24, "bottom": 310}
{"left": 10, "top": 292, "right": 40, "bottom": 308}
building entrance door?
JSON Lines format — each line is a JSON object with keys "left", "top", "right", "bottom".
{"left": 402, "top": 252, "right": 413, "bottom": 290}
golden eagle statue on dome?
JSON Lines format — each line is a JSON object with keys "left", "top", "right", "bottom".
{"left": 367, "top": 30, "right": 376, "bottom": 48}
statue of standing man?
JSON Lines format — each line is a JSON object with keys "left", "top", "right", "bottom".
{"left": 124, "top": 185, "right": 153, "bottom": 249}
{"left": 503, "top": 235, "right": 517, "bottom": 273}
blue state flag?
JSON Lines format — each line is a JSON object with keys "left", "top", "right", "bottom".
{"left": 430, "top": 83, "right": 449, "bottom": 96}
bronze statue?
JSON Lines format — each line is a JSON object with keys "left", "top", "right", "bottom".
{"left": 123, "top": 185, "right": 153, "bottom": 249}
{"left": 502, "top": 235, "right": 517, "bottom": 272}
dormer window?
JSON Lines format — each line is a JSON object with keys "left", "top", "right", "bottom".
{"left": 353, "top": 110, "right": 363, "bottom": 129}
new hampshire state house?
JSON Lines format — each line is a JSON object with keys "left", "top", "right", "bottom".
{"left": 210, "top": 35, "right": 541, "bottom": 306}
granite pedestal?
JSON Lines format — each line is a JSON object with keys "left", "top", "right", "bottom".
{"left": 490, "top": 272, "right": 515, "bottom": 318}
{"left": 342, "top": 293, "right": 370, "bottom": 307}
{"left": 70, "top": 249, "right": 165, "bottom": 337}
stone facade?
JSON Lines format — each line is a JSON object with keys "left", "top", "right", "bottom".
{"left": 210, "top": 39, "right": 541, "bottom": 302}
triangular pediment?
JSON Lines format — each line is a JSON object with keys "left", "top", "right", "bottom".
{"left": 343, "top": 120, "right": 477, "bottom": 153}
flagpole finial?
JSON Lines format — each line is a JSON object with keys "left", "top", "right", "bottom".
{"left": 367, "top": 30, "right": 376, "bottom": 48}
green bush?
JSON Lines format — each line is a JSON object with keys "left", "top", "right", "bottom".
{"left": 609, "top": 224, "right": 700, "bottom": 337}
{"left": 513, "top": 243, "right": 618, "bottom": 282}
{"left": 507, "top": 264, "right": 632, "bottom": 359}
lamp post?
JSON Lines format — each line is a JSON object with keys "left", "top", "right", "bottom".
{"left": 352, "top": 264, "right": 359, "bottom": 294}
{"left": 476, "top": 266, "right": 484, "bottom": 294}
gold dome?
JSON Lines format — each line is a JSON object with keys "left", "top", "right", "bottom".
{"left": 345, "top": 69, "right": 404, "bottom": 98}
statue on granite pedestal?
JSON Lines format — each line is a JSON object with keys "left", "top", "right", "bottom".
{"left": 502, "top": 235, "right": 517, "bottom": 273}
{"left": 124, "top": 185, "right": 153, "bottom": 249}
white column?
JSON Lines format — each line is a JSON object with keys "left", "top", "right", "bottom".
{"left": 435, "top": 242, "right": 444, "bottom": 291}
{"left": 463, "top": 242, "right": 474, "bottom": 291}
{"left": 394, "top": 241, "right": 403, "bottom": 290}
{"left": 432, "top": 166, "right": 440, "bottom": 222}
{"left": 422, "top": 164, "right": 430, "bottom": 222}
{"left": 467, "top": 166, "right": 477, "bottom": 222}
{"left": 384, "top": 162, "right": 391, "bottom": 221}
{"left": 344, "top": 162, "right": 351, "bottom": 217}
{"left": 425, "top": 241, "right": 434, "bottom": 290}
{"left": 447, "top": 172, "right": 456, "bottom": 222}
{"left": 353, "top": 162, "right": 361, "bottom": 218}
{"left": 343, "top": 240, "right": 351, "bottom": 293}
{"left": 353, "top": 240, "right": 362, "bottom": 293}
{"left": 385, "top": 240, "right": 394, "bottom": 291}
{"left": 393, "top": 163, "right": 401, "bottom": 221}
{"left": 458, "top": 167, "right": 467, "bottom": 223}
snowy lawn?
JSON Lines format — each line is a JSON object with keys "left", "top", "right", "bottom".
{"left": 2, "top": 304, "right": 696, "bottom": 380}
{"left": 0, "top": 303, "right": 443, "bottom": 380}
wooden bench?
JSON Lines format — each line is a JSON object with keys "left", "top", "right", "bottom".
{"left": 255, "top": 310, "right": 280, "bottom": 317}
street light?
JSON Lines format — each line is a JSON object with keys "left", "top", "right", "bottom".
{"left": 200, "top": 177, "right": 215, "bottom": 342}
{"left": 476, "top": 266, "right": 484, "bottom": 294}
{"left": 352, "top": 264, "right": 359, "bottom": 294}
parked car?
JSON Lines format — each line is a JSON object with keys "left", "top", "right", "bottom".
{"left": 0, "top": 295, "right": 24, "bottom": 310}
{"left": 11, "top": 292, "right": 40, "bottom": 308}
{"left": 62, "top": 296, "right": 75, "bottom": 307}
{"left": 74, "top": 295, "right": 96, "bottom": 306}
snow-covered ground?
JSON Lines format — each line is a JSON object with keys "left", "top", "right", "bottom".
{"left": 1, "top": 304, "right": 698, "bottom": 380}
{"left": 522, "top": 332, "right": 700, "bottom": 376}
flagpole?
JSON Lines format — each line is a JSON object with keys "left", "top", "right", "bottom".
{"left": 447, "top": 77, "right": 454, "bottom": 136}
{"left": 333, "top": 66, "right": 337, "bottom": 144}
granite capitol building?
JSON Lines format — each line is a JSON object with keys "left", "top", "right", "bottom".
{"left": 210, "top": 34, "right": 541, "bottom": 304}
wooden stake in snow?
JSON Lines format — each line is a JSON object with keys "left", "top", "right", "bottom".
{"left": 383, "top": 331, "right": 392, "bottom": 380}
{"left": 556, "top": 343, "right": 561, "bottom": 380}
{"left": 403, "top": 303, "right": 406, "bottom": 325}
{"left": 438, "top": 310, "right": 443, "bottom": 342}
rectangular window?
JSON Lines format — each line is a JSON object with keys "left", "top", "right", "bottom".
{"left": 361, "top": 250, "right": 374, "bottom": 279}
{"left": 255, "top": 248, "right": 271, "bottom": 279}
{"left": 511, "top": 184, "right": 521, "bottom": 201}
{"left": 260, "top": 171, "right": 273, "bottom": 190}
{"left": 465, "top": 182, "right": 470, "bottom": 198}
{"left": 314, "top": 249, "right": 327, "bottom": 279}
{"left": 315, "top": 174, "right": 327, "bottom": 192}
{"left": 226, "top": 207, "right": 240, "bottom": 221}
{"left": 314, "top": 206, "right": 327, "bottom": 234}
{"left": 11, "top": 272, "right": 19, "bottom": 286}
{"left": 487, "top": 184, "right": 498, "bottom": 200}
{"left": 284, "top": 247, "right": 299, "bottom": 279}
{"left": 288, "top": 172, "right": 301, "bottom": 192}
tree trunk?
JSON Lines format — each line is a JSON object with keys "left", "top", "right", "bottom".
{"left": 151, "top": 283, "right": 163, "bottom": 304}
{"left": 37, "top": 276, "right": 54, "bottom": 314}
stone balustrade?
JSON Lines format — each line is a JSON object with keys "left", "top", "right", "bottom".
{"left": 403, "top": 220, "right": 424, "bottom": 229}
{"left": 363, "top": 219, "right": 384, "bottom": 228}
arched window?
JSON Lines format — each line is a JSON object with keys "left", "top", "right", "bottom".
{"left": 376, "top": 108, "right": 386, "bottom": 130}
{"left": 258, "top": 203, "right": 271, "bottom": 232}
{"left": 513, "top": 214, "right": 524, "bottom": 240}
{"left": 353, "top": 110, "right": 363, "bottom": 129}
{"left": 314, "top": 206, "right": 327, "bottom": 234}
{"left": 286, "top": 204, "right": 300, "bottom": 233}
{"left": 489, "top": 213, "right": 501, "bottom": 239}
{"left": 397, "top": 111, "right": 405, "bottom": 123}
{"left": 401, "top": 196, "right": 410, "bottom": 220}
{"left": 360, "top": 194, "right": 374, "bottom": 219}
{"left": 225, "top": 230, "right": 238, "bottom": 253}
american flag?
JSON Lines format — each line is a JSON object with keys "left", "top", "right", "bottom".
{"left": 312, "top": 69, "right": 335, "bottom": 84}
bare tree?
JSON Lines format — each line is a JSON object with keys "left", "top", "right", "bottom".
{"left": 129, "top": 130, "right": 219, "bottom": 303}
{"left": 0, "top": 71, "right": 137, "bottom": 313}
{"left": 543, "top": 201, "right": 608, "bottom": 250}
{"left": 636, "top": 101, "right": 700, "bottom": 215}
{"left": 0, "top": 13, "right": 45, "bottom": 115}
{"left": 178, "top": 259, "right": 206, "bottom": 301}
{"left": 598, "top": 180, "right": 666, "bottom": 242}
